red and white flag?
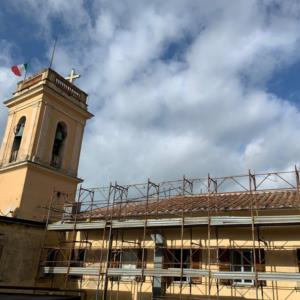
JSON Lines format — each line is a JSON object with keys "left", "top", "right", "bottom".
{"left": 11, "top": 63, "right": 28, "bottom": 77}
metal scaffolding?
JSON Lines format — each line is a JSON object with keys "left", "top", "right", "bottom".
{"left": 37, "top": 168, "right": 300, "bottom": 300}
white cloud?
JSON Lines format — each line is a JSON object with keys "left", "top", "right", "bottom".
{"left": 2, "top": 0, "right": 300, "bottom": 187}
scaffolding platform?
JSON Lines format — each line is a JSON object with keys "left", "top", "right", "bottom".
{"left": 47, "top": 214, "right": 300, "bottom": 230}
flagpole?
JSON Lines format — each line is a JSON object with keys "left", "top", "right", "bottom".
{"left": 49, "top": 36, "right": 58, "bottom": 69}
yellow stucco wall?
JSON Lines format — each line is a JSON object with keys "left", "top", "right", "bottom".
{"left": 0, "top": 166, "right": 27, "bottom": 216}
{"left": 21, "top": 163, "right": 79, "bottom": 221}
{"left": 0, "top": 162, "right": 79, "bottom": 221}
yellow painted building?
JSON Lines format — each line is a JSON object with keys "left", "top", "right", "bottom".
{"left": 39, "top": 176, "right": 300, "bottom": 300}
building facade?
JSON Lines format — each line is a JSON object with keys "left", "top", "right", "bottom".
{"left": 39, "top": 172, "right": 300, "bottom": 300}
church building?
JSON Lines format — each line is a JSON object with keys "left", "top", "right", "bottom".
{"left": 1, "top": 68, "right": 300, "bottom": 300}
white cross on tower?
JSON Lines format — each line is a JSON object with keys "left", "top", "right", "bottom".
{"left": 65, "top": 68, "right": 80, "bottom": 83}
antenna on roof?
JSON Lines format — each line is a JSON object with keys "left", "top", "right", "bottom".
{"left": 49, "top": 36, "right": 58, "bottom": 69}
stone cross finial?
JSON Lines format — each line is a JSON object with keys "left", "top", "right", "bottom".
{"left": 65, "top": 68, "right": 80, "bottom": 83}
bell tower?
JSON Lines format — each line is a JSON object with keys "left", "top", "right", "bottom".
{"left": 0, "top": 69, "right": 93, "bottom": 221}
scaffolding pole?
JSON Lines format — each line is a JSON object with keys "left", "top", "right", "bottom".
{"left": 95, "top": 183, "right": 112, "bottom": 300}
{"left": 207, "top": 174, "right": 217, "bottom": 298}
{"left": 102, "top": 183, "right": 128, "bottom": 300}
{"left": 249, "top": 170, "right": 259, "bottom": 300}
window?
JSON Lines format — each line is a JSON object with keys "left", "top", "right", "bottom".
{"left": 70, "top": 248, "right": 85, "bottom": 267}
{"left": 46, "top": 248, "right": 60, "bottom": 267}
{"left": 0, "top": 244, "right": 3, "bottom": 261}
{"left": 231, "top": 249, "right": 253, "bottom": 285}
{"left": 121, "top": 250, "right": 140, "bottom": 281}
{"left": 84, "top": 248, "right": 102, "bottom": 264}
{"left": 165, "top": 249, "right": 190, "bottom": 282}
{"left": 109, "top": 249, "right": 146, "bottom": 281}
{"left": 219, "top": 248, "right": 265, "bottom": 286}
{"left": 164, "top": 249, "right": 202, "bottom": 284}
{"left": 51, "top": 122, "right": 67, "bottom": 168}
{"left": 297, "top": 249, "right": 300, "bottom": 272}
{"left": 10, "top": 116, "right": 26, "bottom": 162}
{"left": 42, "top": 248, "right": 61, "bottom": 278}
{"left": 69, "top": 248, "right": 86, "bottom": 279}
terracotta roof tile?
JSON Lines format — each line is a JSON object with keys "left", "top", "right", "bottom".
{"left": 80, "top": 190, "right": 300, "bottom": 220}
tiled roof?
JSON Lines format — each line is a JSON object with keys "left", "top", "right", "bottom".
{"left": 80, "top": 190, "right": 300, "bottom": 220}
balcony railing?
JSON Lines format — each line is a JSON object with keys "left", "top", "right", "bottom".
{"left": 14, "top": 68, "right": 88, "bottom": 108}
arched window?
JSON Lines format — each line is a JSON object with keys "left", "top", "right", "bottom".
{"left": 10, "top": 116, "right": 26, "bottom": 162}
{"left": 51, "top": 122, "right": 67, "bottom": 168}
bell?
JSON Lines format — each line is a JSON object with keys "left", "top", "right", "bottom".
{"left": 15, "top": 124, "right": 24, "bottom": 137}
{"left": 55, "top": 131, "right": 64, "bottom": 141}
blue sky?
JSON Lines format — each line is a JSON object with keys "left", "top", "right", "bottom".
{"left": 0, "top": 6, "right": 44, "bottom": 64}
{"left": 0, "top": 3, "right": 69, "bottom": 73}
{"left": 267, "top": 61, "right": 300, "bottom": 104}
{"left": 1, "top": 0, "right": 300, "bottom": 187}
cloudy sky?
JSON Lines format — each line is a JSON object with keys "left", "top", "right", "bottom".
{"left": 1, "top": 0, "right": 300, "bottom": 187}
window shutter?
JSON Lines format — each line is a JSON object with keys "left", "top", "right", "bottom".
{"left": 191, "top": 249, "right": 202, "bottom": 284}
{"left": 219, "top": 249, "right": 232, "bottom": 285}
{"left": 109, "top": 249, "right": 121, "bottom": 281}
{"left": 255, "top": 249, "right": 266, "bottom": 286}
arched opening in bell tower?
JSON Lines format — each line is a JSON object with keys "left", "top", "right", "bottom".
{"left": 10, "top": 116, "right": 26, "bottom": 163}
{"left": 51, "top": 122, "right": 67, "bottom": 168}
